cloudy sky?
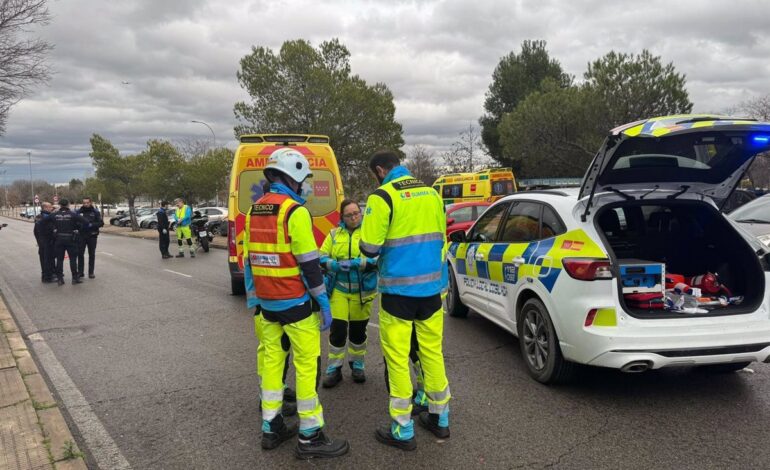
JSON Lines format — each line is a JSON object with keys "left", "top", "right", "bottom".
{"left": 1, "top": 0, "right": 769, "bottom": 183}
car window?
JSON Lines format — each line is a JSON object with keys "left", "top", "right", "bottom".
{"left": 541, "top": 206, "right": 566, "bottom": 238}
{"left": 499, "top": 202, "right": 541, "bottom": 243}
{"left": 210, "top": 209, "right": 222, "bottom": 215}
{"left": 449, "top": 206, "right": 474, "bottom": 223}
{"left": 442, "top": 184, "right": 463, "bottom": 199}
{"left": 468, "top": 202, "right": 509, "bottom": 243}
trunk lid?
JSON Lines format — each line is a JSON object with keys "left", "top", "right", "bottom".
{"left": 579, "top": 115, "right": 770, "bottom": 220}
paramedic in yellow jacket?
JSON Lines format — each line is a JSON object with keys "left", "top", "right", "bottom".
{"left": 360, "top": 149, "right": 451, "bottom": 451}
{"left": 172, "top": 198, "right": 194, "bottom": 258}
{"left": 319, "top": 199, "right": 378, "bottom": 388}
{"left": 244, "top": 148, "right": 349, "bottom": 459}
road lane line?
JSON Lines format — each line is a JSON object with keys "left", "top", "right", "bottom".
{"left": 164, "top": 269, "right": 193, "bottom": 278}
{"left": 99, "top": 251, "right": 114, "bottom": 256}
{"left": 0, "top": 274, "right": 132, "bottom": 470}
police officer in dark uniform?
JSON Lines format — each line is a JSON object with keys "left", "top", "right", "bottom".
{"left": 33, "top": 202, "right": 56, "bottom": 283}
{"left": 76, "top": 197, "right": 104, "bottom": 279}
{"left": 157, "top": 200, "right": 172, "bottom": 259}
{"left": 51, "top": 199, "right": 90, "bottom": 285}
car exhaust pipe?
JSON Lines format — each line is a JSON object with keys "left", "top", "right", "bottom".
{"left": 620, "top": 360, "right": 652, "bottom": 373}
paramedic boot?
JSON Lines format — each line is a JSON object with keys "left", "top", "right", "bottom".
{"left": 375, "top": 420, "right": 417, "bottom": 451}
{"left": 175, "top": 253, "right": 184, "bottom": 258}
{"left": 261, "top": 414, "right": 297, "bottom": 450}
{"left": 418, "top": 410, "right": 450, "bottom": 439}
{"left": 350, "top": 360, "right": 366, "bottom": 383}
{"left": 322, "top": 366, "right": 342, "bottom": 389}
{"left": 294, "top": 430, "right": 350, "bottom": 459}
{"left": 411, "top": 389, "right": 429, "bottom": 416}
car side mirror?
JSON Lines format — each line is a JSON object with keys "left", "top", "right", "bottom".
{"left": 446, "top": 217, "right": 456, "bottom": 226}
{"left": 449, "top": 230, "right": 466, "bottom": 243}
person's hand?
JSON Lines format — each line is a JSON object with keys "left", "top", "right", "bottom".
{"left": 350, "top": 258, "right": 362, "bottom": 271}
{"left": 326, "top": 260, "right": 339, "bottom": 272}
{"left": 338, "top": 260, "right": 351, "bottom": 272}
{"left": 319, "top": 304, "right": 332, "bottom": 331}
{"left": 162, "top": 229, "right": 168, "bottom": 235}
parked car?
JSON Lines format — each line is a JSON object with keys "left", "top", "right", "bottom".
{"left": 729, "top": 193, "right": 770, "bottom": 247}
{"left": 137, "top": 209, "right": 161, "bottom": 229}
{"left": 115, "top": 208, "right": 154, "bottom": 227}
{"left": 445, "top": 201, "right": 490, "bottom": 237}
{"left": 197, "top": 207, "right": 228, "bottom": 222}
{"left": 446, "top": 114, "right": 770, "bottom": 384}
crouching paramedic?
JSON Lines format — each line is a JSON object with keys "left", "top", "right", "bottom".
{"left": 319, "top": 199, "right": 378, "bottom": 388}
{"left": 360, "top": 149, "right": 451, "bottom": 451}
{"left": 247, "top": 147, "right": 349, "bottom": 459}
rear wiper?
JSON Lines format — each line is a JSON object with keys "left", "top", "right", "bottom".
{"left": 666, "top": 185, "right": 690, "bottom": 200}
{"left": 735, "top": 218, "right": 770, "bottom": 224}
{"left": 640, "top": 185, "right": 660, "bottom": 200}
{"left": 603, "top": 186, "right": 635, "bottom": 200}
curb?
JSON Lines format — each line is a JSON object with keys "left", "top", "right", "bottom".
{"left": 0, "top": 294, "right": 88, "bottom": 469}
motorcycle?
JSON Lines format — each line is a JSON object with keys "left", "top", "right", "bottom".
{"left": 190, "top": 211, "right": 213, "bottom": 253}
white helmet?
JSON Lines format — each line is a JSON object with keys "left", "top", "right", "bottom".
{"left": 265, "top": 148, "right": 312, "bottom": 183}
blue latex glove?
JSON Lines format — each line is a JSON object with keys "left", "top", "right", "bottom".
{"left": 316, "top": 293, "right": 332, "bottom": 331}
{"left": 349, "top": 258, "right": 362, "bottom": 271}
{"left": 326, "top": 259, "right": 339, "bottom": 272}
{"left": 338, "top": 260, "right": 351, "bottom": 272}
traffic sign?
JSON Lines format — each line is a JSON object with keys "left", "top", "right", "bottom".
{"left": 34, "top": 194, "right": 39, "bottom": 204}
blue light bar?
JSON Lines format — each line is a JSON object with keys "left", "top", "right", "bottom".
{"left": 753, "top": 135, "right": 770, "bottom": 143}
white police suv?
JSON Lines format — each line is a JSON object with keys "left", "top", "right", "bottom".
{"left": 446, "top": 115, "right": 770, "bottom": 384}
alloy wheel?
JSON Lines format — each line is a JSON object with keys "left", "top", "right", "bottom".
{"left": 522, "top": 309, "right": 549, "bottom": 371}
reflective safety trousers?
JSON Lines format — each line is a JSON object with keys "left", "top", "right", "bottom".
{"left": 378, "top": 297, "right": 450, "bottom": 426}
{"left": 360, "top": 174, "right": 447, "bottom": 297}
{"left": 260, "top": 313, "right": 324, "bottom": 432}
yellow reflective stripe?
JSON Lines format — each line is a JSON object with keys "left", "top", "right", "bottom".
{"left": 275, "top": 198, "right": 296, "bottom": 243}
{"left": 247, "top": 242, "right": 291, "bottom": 252}
{"left": 592, "top": 308, "right": 617, "bottom": 327}
{"left": 251, "top": 266, "right": 301, "bottom": 277}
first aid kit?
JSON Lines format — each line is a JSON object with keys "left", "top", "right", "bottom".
{"left": 618, "top": 259, "right": 665, "bottom": 294}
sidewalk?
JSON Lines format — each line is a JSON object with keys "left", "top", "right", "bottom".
{"left": 0, "top": 297, "right": 87, "bottom": 470}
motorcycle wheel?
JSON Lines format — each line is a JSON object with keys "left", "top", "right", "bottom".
{"left": 201, "top": 237, "right": 209, "bottom": 252}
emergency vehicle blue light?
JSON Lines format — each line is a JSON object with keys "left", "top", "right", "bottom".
{"left": 753, "top": 135, "right": 770, "bottom": 144}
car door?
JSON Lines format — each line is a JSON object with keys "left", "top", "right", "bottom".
{"left": 454, "top": 201, "right": 511, "bottom": 314}
{"left": 491, "top": 201, "right": 543, "bottom": 330}
{"left": 447, "top": 205, "right": 474, "bottom": 235}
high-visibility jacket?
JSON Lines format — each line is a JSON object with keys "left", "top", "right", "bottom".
{"left": 319, "top": 225, "right": 377, "bottom": 299}
{"left": 245, "top": 192, "right": 306, "bottom": 300}
{"left": 174, "top": 205, "right": 192, "bottom": 227}
{"left": 360, "top": 167, "right": 447, "bottom": 297}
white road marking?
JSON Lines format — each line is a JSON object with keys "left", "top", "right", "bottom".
{"left": 99, "top": 251, "right": 114, "bottom": 256}
{"left": 164, "top": 269, "right": 192, "bottom": 278}
{"left": 0, "top": 275, "right": 132, "bottom": 470}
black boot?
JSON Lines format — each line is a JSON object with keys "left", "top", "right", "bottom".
{"left": 175, "top": 253, "right": 184, "bottom": 258}
{"left": 261, "top": 415, "right": 297, "bottom": 450}
{"left": 351, "top": 367, "right": 366, "bottom": 384}
{"left": 57, "top": 277, "right": 65, "bottom": 286}
{"left": 322, "top": 367, "right": 342, "bottom": 388}
{"left": 374, "top": 424, "right": 416, "bottom": 451}
{"left": 88, "top": 273, "right": 95, "bottom": 279}
{"left": 418, "top": 412, "right": 450, "bottom": 439}
{"left": 294, "top": 430, "right": 349, "bottom": 460}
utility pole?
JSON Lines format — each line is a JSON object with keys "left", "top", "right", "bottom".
{"left": 28, "top": 151, "right": 36, "bottom": 214}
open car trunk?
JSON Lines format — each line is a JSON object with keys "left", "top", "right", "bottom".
{"left": 595, "top": 199, "right": 765, "bottom": 318}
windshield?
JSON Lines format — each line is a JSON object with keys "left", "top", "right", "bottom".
{"left": 238, "top": 169, "right": 338, "bottom": 216}
{"left": 729, "top": 195, "right": 770, "bottom": 223}
{"left": 491, "top": 179, "right": 515, "bottom": 196}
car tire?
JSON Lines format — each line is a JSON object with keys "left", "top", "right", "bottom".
{"left": 517, "top": 298, "right": 575, "bottom": 385}
{"left": 697, "top": 362, "right": 752, "bottom": 374}
{"left": 446, "top": 268, "right": 468, "bottom": 318}
{"left": 149, "top": 222, "right": 157, "bottom": 230}
{"left": 231, "top": 277, "right": 245, "bottom": 295}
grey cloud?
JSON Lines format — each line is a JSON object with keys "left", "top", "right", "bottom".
{"left": 3, "top": 0, "right": 770, "bottom": 183}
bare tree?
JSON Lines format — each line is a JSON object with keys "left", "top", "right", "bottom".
{"left": 740, "top": 94, "right": 770, "bottom": 122}
{"left": 440, "top": 123, "right": 492, "bottom": 173}
{"left": 738, "top": 94, "right": 770, "bottom": 189}
{"left": 404, "top": 145, "right": 439, "bottom": 186}
{"left": 0, "top": 0, "right": 53, "bottom": 135}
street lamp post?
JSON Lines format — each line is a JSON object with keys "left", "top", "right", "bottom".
{"left": 191, "top": 120, "right": 219, "bottom": 206}
{"left": 191, "top": 120, "right": 216, "bottom": 147}
{"left": 28, "top": 151, "right": 35, "bottom": 214}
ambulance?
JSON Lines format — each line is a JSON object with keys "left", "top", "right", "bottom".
{"left": 432, "top": 168, "right": 517, "bottom": 204}
{"left": 227, "top": 134, "right": 345, "bottom": 294}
